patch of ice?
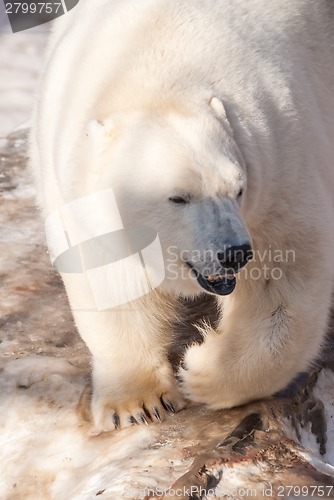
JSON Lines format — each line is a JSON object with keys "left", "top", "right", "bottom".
{"left": 297, "top": 369, "right": 334, "bottom": 467}
{"left": 313, "top": 369, "right": 334, "bottom": 466}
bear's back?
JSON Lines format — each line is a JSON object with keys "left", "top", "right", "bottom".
{"left": 32, "top": 0, "right": 334, "bottom": 211}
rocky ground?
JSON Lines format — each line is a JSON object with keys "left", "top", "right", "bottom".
{"left": 1, "top": 130, "right": 334, "bottom": 499}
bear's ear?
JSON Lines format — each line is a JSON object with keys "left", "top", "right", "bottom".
{"left": 210, "top": 97, "right": 236, "bottom": 140}
{"left": 210, "top": 97, "right": 227, "bottom": 119}
{"left": 209, "top": 97, "right": 246, "bottom": 168}
{"left": 86, "top": 118, "right": 114, "bottom": 155}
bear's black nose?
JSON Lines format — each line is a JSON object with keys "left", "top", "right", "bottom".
{"left": 217, "top": 244, "right": 253, "bottom": 272}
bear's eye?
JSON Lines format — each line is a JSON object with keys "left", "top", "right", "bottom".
{"left": 168, "top": 195, "right": 190, "bottom": 205}
{"left": 237, "top": 188, "right": 244, "bottom": 199}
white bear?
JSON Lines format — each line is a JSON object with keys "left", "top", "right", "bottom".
{"left": 31, "top": 0, "right": 334, "bottom": 433}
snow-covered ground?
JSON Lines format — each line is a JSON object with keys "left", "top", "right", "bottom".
{"left": 0, "top": 26, "right": 47, "bottom": 137}
{"left": 1, "top": 15, "right": 334, "bottom": 500}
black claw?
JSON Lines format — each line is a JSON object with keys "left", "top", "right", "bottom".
{"left": 129, "top": 416, "right": 138, "bottom": 425}
{"left": 152, "top": 407, "right": 161, "bottom": 422}
{"left": 165, "top": 401, "right": 176, "bottom": 414}
{"left": 113, "top": 413, "right": 120, "bottom": 429}
{"left": 142, "top": 405, "right": 153, "bottom": 422}
{"left": 160, "top": 396, "right": 175, "bottom": 414}
{"left": 138, "top": 413, "right": 149, "bottom": 425}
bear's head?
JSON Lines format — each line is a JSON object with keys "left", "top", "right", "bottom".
{"left": 86, "top": 98, "right": 252, "bottom": 299}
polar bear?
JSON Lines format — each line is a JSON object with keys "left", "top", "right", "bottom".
{"left": 31, "top": 0, "right": 334, "bottom": 433}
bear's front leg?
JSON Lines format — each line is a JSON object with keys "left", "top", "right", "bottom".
{"left": 64, "top": 276, "right": 185, "bottom": 433}
{"left": 178, "top": 268, "right": 331, "bottom": 409}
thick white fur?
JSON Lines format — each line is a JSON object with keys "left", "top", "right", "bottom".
{"left": 31, "top": 0, "right": 334, "bottom": 431}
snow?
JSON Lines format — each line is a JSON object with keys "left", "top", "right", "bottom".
{"left": 0, "top": 27, "right": 47, "bottom": 137}
{"left": 312, "top": 370, "right": 334, "bottom": 465}
{"left": 0, "top": 357, "right": 157, "bottom": 499}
